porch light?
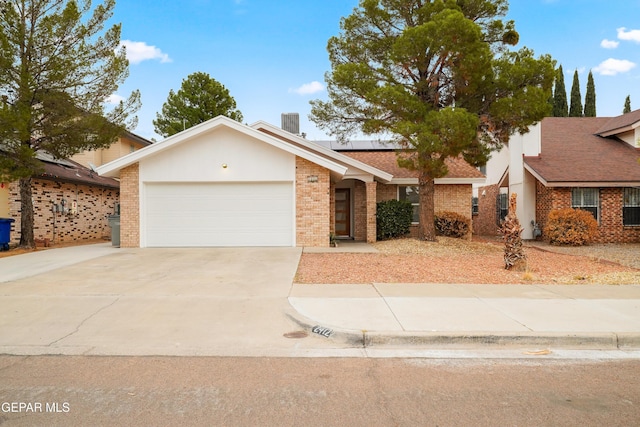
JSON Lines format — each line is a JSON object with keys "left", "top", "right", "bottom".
{"left": 307, "top": 175, "right": 318, "bottom": 183}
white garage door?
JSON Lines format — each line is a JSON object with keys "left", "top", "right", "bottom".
{"left": 144, "top": 182, "right": 294, "bottom": 247}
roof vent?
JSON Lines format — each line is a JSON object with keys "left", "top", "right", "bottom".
{"left": 281, "top": 113, "right": 300, "bottom": 135}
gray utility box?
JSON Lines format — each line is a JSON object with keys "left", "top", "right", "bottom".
{"left": 107, "top": 215, "right": 120, "bottom": 247}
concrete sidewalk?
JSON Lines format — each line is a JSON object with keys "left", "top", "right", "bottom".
{"left": 0, "top": 243, "right": 639, "bottom": 355}
{"left": 0, "top": 243, "right": 118, "bottom": 283}
{"left": 288, "top": 283, "right": 640, "bottom": 349}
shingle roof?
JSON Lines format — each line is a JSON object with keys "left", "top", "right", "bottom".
{"left": 340, "top": 151, "right": 485, "bottom": 179}
{"left": 39, "top": 157, "right": 119, "bottom": 189}
{"left": 595, "top": 109, "right": 640, "bottom": 136}
{"left": 524, "top": 117, "right": 640, "bottom": 185}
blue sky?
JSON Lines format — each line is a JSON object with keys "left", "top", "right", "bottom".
{"left": 108, "top": 0, "right": 640, "bottom": 141}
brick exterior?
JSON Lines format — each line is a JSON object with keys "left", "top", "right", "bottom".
{"left": 536, "top": 183, "right": 640, "bottom": 243}
{"left": 354, "top": 182, "right": 473, "bottom": 239}
{"left": 6, "top": 179, "right": 118, "bottom": 246}
{"left": 353, "top": 181, "right": 367, "bottom": 241}
{"left": 366, "top": 181, "right": 377, "bottom": 243}
{"left": 474, "top": 184, "right": 501, "bottom": 236}
{"left": 120, "top": 164, "right": 140, "bottom": 248}
{"left": 296, "top": 157, "right": 330, "bottom": 247}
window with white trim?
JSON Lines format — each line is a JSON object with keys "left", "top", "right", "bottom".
{"left": 571, "top": 188, "right": 599, "bottom": 221}
{"left": 398, "top": 186, "right": 419, "bottom": 223}
{"left": 623, "top": 187, "right": 640, "bottom": 226}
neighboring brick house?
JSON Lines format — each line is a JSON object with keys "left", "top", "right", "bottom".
{"left": 97, "top": 116, "right": 484, "bottom": 248}
{"left": 2, "top": 132, "right": 151, "bottom": 246}
{"left": 475, "top": 111, "right": 640, "bottom": 243}
{"left": 2, "top": 154, "right": 120, "bottom": 246}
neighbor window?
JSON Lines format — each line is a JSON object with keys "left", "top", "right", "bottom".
{"left": 623, "top": 187, "right": 640, "bottom": 226}
{"left": 572, "top": 188, "right": 599, "bottom": 221}
{"left": 399, "top": 186, "right": 419, "bottom": 223}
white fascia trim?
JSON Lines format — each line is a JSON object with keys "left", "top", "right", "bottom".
{"left": 543, "top": 181, "right": 640, "bottom": 188}
{"left": 97, "top": 116, "right": 348, "bottom": 178}
{"left": 523, "top": 163, "right": 547, "bottom": 186}
{"left": 250, "top": 121, "right": 393, "bottom": 182}
{"left": 598, "top": 121, "right": 640, "bottom": 137}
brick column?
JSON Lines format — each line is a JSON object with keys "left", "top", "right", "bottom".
{"left": 366, "top": 181, "right": 377, "bottom": 243}
{"left": 120, "top": 164, "right": 140, "bottom": 248}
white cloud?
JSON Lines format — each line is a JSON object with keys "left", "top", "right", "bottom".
{"left": 593, "top": 58, "right": 637, "bottom": 76}
{"left": 105, "top": 94, "right": 124, "bottom": 104}
{"left": 617, "top": 27, "right": 640, "bottom": 43}
{"left": 600, "top": 39, "right": 619, "bottom": 49}
{"left": 289, "top": 81, "right": 325, "bottom": 95}
{"left": 119, "top": 40, "right": 171, "bottom": 65}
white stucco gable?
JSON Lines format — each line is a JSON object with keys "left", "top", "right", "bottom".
{"left": 97, "top": 116, "right": 348, "bottom": 178}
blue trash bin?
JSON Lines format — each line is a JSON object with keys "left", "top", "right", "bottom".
{"left": 0, "top": 218, "right": 15, "bottom": 251}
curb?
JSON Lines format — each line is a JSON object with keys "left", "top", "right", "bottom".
{"left": 284, "top": 306, "right": 640, "bottom": 350}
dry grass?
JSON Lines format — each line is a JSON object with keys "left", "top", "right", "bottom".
{"left": 296, "top": 237, "right": 640, "bottom": 285}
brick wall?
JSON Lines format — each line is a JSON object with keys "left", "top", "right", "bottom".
{"left": 7, "top": 179, "right": 118, "bottom": 245}
{"left": 474, "top": 184, "right": 500, "bottom": 236}
{"left": 353, "top": 181, "right": 366, "bottom": 241}
{"left": 120, "top": 164, "right": 140, "bottom": 248}
{"left": 536, "top": 184, "right": 640, "bottom": 243}
{"left": 296, "top": 157, "right": 330, "bottom": 247}
{"left": 367, "top": 182, "right": 472, "bottom": 239}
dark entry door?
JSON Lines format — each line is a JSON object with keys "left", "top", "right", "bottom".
{"left": 335, "top": 188, "right": 351, "bottom": 237}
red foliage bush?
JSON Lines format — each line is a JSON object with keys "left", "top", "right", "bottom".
{"left": 544, "top": 208, "right": 599, "bottom": 246}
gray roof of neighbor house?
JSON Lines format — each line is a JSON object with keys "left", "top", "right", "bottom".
{"left": 523, "top": 116, "right": 640, "bottom": 186}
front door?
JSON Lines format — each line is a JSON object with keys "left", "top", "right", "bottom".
{"left": 335, "top": 188, "right": 351, "bottom": 237}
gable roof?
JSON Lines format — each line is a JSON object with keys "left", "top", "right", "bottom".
{"left": 340, "top": 151, "right": 485, "bottom": 183}
{"left": 595, "top": 108, "right": 640, "bottom": 137}
{"left": 250, "top": 121, "right": 393, "bottom": 182}
{"left": 97, "top": 116, "right": 348, "bottom": 178}
{"left": 523, "top": 117, "right": 640, "bottom": 187}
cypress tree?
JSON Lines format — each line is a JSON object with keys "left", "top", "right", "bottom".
{"left": 623, "top": 95, "right": 632, "bottom": 114}
{"left": 552, "top": 66, "right": 568, "bottom": 117}
{"left": 584, "top": 71, "right": 596, "bottom": 117}
{"left": 569, "top": 70, "right": 583, "bottom": 117}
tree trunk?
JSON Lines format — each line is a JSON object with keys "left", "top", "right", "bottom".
{"left": 19, "top": 176, "right": 35, "bottom": 249}
{"left": 418, "top": 172, "right": 437, "bottom": 241}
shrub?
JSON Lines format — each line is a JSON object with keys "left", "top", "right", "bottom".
{"left": 376, "top": 199, "right": 413, "bottom": 240}
{"left": 435, "top": 211, "right": 470, "bottom": 238}
{"left": 544, "top": 208, "right": 599, "bottom": 246}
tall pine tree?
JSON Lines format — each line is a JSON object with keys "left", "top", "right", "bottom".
{"left": 623, "top": 95, "right": 632, "bottom": 114}
{"left": 584, "top": 71, "right": 596, "bottom": 117}
{"left": 569, "top": 69, "right": 583, "bottom": 117}
{"left": 552, "top": 66, "right": 568, "bottom": 117}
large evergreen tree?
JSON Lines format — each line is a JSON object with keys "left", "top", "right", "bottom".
{"left": 552, "top": 65, "right": 568, "bottom": 117}
{"left": 153, "top": 72, "right": 243, "bottom": 137}
{"left": 310, "top": 0, "right": 555, "bottom": 240}
{"left": 623, "top": 95, "right": 632, "bottom": 114}
{"left": 584, "top": 71, "right": 596, "bottom": 117}
{"left": 0, "top": 0, "right": 140, "bottom": 248}
{"left": 569, "top": 69, "right": 582, "bottom": 117}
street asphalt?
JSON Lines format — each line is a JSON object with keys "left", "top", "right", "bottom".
{"left": 0, "top": 242, "right": 639, "bottom": 357}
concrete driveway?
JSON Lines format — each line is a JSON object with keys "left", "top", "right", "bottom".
{"left": 0, "top": 245, "right": 336, "bottom": 356}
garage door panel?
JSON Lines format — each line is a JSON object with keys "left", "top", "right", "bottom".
{"left": 144, "top": 182, "right": 293, "bottom": 247}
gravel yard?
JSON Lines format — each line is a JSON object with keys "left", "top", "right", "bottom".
{"left": 295, "top": 237, "right": 640, "bottom": 285}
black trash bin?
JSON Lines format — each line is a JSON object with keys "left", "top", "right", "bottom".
{"left": 107, "top": 215, "right": 120, "bottom": 247}
{"left": 0, "top": 218, "right": 15, "bottom": 251}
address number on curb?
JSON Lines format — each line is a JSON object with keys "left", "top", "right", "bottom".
{"left": 312, "top": 325, "right": 334, "bottom": 338}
